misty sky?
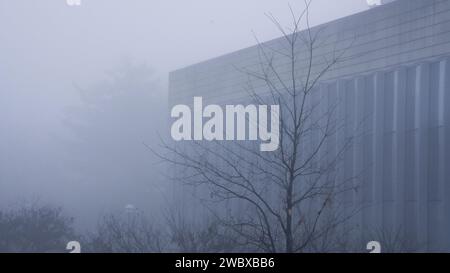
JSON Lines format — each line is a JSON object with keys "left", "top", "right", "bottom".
{"left": 0, "top": 0, "right": 369, "bottom": 229}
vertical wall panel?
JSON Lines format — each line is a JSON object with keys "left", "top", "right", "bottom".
{"left": 436, "top": 60, "right": 446, "bottom": 251}
{"left": 383, "top": 71, "right": 395, "bottom": 232}
{"left": 416, "top": 63, "right": 430, "bottom": 250}
{"left": 354, "top": 76, "right": 366, "bottom": 245}
{"left": 336, "top": 79, "right": 348, "bottom": 242}
{"left": 443, "top": 58, "right": 450, "bottom": 251}
{"left": 404, "top": 65, "right": 418, "bottom": 244}
{"left": 344, "top": 79, "right": 356, "bottom": 206}
{"left": 428, "top": 61, "right": 441, "bottom": 251}
{"left": 394, "top": 67, "right": 407, "bottom": 234}
{"left": 362, "top": 74, "right": 375, "bottom": 237}
{"left": 373, "top": 72, "right": 385, "bottom": 231}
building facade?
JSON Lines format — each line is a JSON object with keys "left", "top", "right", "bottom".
{"left": 168, "top": 0, "right": 450, "bottom": 251}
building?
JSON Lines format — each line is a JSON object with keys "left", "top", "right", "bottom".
{"left": 168, "top": 0, "right": 450, "bottom": 251}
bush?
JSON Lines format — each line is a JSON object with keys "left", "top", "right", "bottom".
{"left": 0, "top": 204, "right": 75, "bottom": 253}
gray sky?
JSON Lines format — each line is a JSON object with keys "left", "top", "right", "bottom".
{"left": 0, "top": 0, "right": 369, "bottom": 228}
{"left": 1, "top": 0, "right": 368, "bottom": 79}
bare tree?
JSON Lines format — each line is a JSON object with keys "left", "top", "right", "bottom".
{"left": 158, "top": 1, "right": 359, "bottom": 253}
{"left": 85, "top": 212, "right": 164, "bottom": 253}
{"left": 85, "top": 207, "right": 238, "bottom": 253}
{"left": 165, "top": 205, "right": 238, "bottom": 252}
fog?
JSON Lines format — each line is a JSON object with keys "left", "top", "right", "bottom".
{"left": 0, "top": 0, "right": 368, "bottom": 231}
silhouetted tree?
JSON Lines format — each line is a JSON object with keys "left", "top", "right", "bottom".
{"left": 62, "top": 59, "right": 166, "bottom": 222}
